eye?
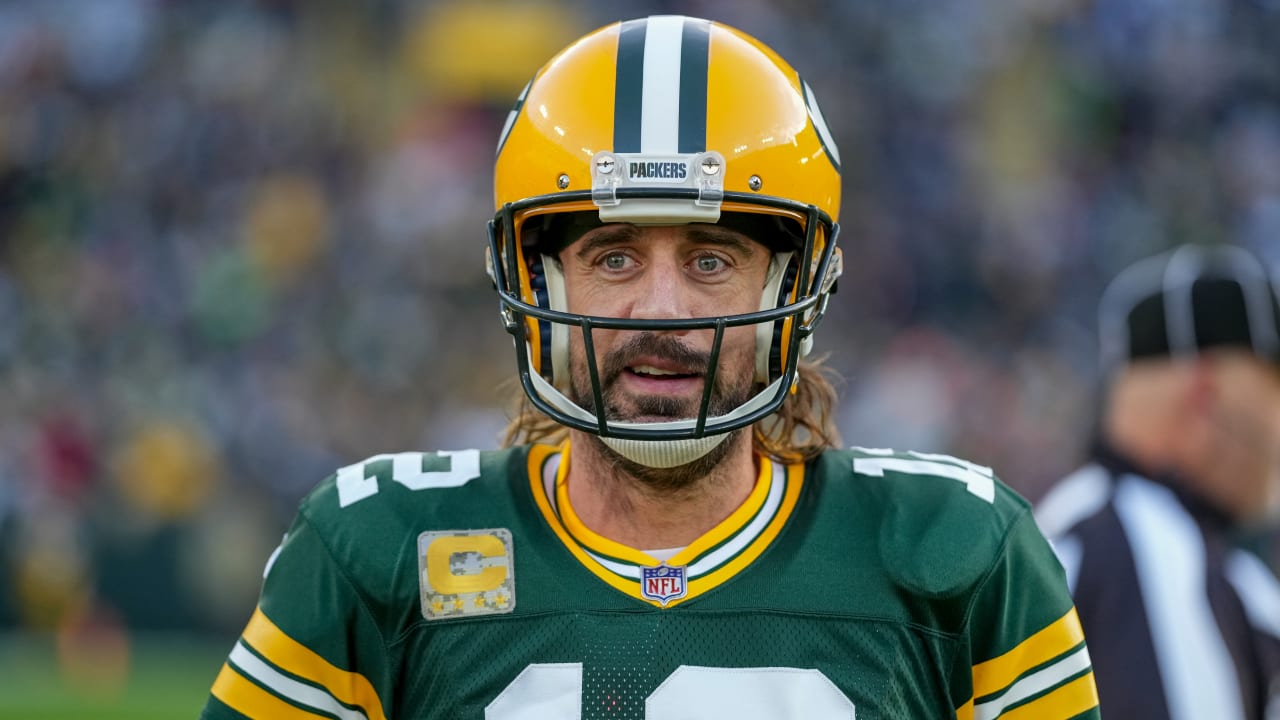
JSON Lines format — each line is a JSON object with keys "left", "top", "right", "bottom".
{"left": 602, "top": 252, "right": 629, "bottom": 270}
{"left": 693, "top": 255, "right": 725, "bottom": 274}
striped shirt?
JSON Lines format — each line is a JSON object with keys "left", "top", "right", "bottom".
{"left": 1035, "top": 444, "right": 1280, "bottom": 720}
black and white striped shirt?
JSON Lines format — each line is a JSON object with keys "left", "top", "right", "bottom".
{"left": 1035, "top": 444, "right": 1280, "bottom": 720}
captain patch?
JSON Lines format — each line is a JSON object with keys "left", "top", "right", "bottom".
{"left": 419, "top": 528, "right": 515, "bottom": 620}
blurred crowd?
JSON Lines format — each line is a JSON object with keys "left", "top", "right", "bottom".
{"left": 0, "top": 0, "right": 1277, "bottom": 645}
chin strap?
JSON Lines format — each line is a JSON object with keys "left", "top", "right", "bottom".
{"left": 599, "top": 433, "right": 732, "bottom": 469}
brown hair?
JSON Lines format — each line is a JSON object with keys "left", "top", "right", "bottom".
{"left": 501, "top": 358, "right": 842, "bottom": 464}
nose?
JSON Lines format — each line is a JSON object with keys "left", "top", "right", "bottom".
{"left": 629, "top": 254, "right": 693, "bottom": 326}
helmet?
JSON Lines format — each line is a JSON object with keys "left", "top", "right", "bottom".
{"left": 486, "top": 15, "right": 843, "bottom": 461}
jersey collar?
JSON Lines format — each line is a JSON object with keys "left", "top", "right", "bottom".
{"left": 525, "top": 440, "right": 804, "bottom": 608}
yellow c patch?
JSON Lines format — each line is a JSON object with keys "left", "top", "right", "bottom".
{"left": 419, "top": 528, "right": 515, "bottom": 620}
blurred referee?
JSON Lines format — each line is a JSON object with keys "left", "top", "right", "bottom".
{"left": 1036, "top": 244, "right": 1280, "bottom": 720}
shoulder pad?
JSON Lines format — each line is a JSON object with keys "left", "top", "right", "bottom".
{"left": 844, "top": 447, "right": 1029, "bottom": 599}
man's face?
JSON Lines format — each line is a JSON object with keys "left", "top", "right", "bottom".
{"left": 557, "top": 222, "right": 774, "bottom": 426}
{"left": 1208, "top": 353, "right": 1280, "bottom": 521}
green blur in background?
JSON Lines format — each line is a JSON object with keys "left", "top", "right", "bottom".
{"left": 0, "top": 635, "right": 227, "bottom": 719}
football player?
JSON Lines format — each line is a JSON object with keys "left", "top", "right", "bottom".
{"left": 202, "top": 16, "right": 1100, "bottom": 719}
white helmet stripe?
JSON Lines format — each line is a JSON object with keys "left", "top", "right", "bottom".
{"left": 640, "top": 16, "right": 685, "bottom": 154}
{"left": 613, "top": 17, "right": 712, "bottom": 155}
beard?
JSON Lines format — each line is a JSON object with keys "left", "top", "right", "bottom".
{"left": 568, "top": 332, "right": 753, "bottom": 491}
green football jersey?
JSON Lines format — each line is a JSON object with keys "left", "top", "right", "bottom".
{"left": 201, "top": 443, "right": 1100, "bottom": 720}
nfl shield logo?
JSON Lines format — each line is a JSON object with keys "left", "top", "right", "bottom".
{"left": 641, "top": 563, "right": 687, "bottom": 606}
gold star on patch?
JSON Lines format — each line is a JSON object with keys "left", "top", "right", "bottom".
{"left": 431, "top": 599, "right": 444, "bottom": 614}
{"left": 453, "top": 598, "right": 465, "bottom": 611}
{"left": 474, "top": 595, "right": 487, "bottom": 608}
{"left": 495, "top": 593, "right": 509, "bottom": 607}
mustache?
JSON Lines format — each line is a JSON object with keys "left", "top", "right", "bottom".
{"left": 598, "top": 333, "right": 710, "bottom": 385}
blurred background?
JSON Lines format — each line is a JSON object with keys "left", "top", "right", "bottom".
{"left": 0, "top": 0, "right": 1277, "bottom": 716}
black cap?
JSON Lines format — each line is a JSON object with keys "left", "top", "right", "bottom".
{"left": 1098, "top": 244, "right": 1280, "bottom": 371}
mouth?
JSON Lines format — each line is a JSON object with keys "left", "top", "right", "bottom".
{"left": 627, "top": 364, "right": 702, "bottom": 380}
{"left": 618, "top": 360, "right": 706, "bottom": 397}
{"left": 586, "top": 337, "right": 718, "bottom": 421}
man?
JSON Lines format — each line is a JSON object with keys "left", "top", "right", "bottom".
{"left": 202, "top": 16, "right": 1099, "bottom": 719}
{"left": 1036, "top": 244, "right": 1280, "bottom": 720}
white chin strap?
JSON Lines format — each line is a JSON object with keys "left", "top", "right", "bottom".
{"left": 599, "top": 433, "right": 731, "bottom": 469}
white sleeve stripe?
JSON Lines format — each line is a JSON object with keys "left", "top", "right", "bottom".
{"left": 229, "top": 641, "right": 368, "bottom": 720}
{"left": 973, "top": 645, "right": 1092, "bottom": 720}
{"left": 1225, "top": 549, "right": 1280, "bottom": 640}
{"left": 853, "top": 457, "right": 995, "bottom": 503}
{"left": 1115, "top": 476, "right": 1245, "bottom": 720}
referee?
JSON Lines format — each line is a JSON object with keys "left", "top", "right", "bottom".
{"left": 1036, "top": 244, "right": 1280, "bottom": 720}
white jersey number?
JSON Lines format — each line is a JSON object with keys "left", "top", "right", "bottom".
{"left": 336, "top": 450, "right": 481, "bottom": 508}
{"left": 486, "top": 664, "right": 856, "bottom": 719}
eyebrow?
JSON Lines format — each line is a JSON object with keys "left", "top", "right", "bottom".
{"left": 573, "top": 224, "right": 639, "bottom": 262}
{"left": 685, "top": 226, "right": 758, "bottom": 258}
{"left": 572, "top": 224, "right": 758, "bottom": 262}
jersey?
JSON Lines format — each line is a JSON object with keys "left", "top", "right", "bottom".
{"left": 1035, "top": 443, "right": 1280, "bottom": 720}
{"left": 201, "top": 443, "right": 1099, "bottom": 720}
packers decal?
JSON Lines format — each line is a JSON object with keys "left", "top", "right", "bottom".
{"left": 419, "top": 528, "right": 515, "bottom": 620}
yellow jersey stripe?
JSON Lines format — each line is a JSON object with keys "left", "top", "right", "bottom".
{"left": 527, "top": 444, "right": 644, "bottom": 600}
{"left": 972, "top": 607, "right": 1085, "bottom": 698}
{"left": 669, "top": 457, "right": 772, "bottom": 566}
{"left": 955, "top": 697, "right": 974, "bottom": 720}
{"left": 997, "top": 671, "right": 1099, "bottom": 720}
{"left": 554, "top": 443, "right": 662, "bottom": 566}
{"left": 211, "top": 661, "right": 332, "bottom": 720}
{"left": 240, "top": 607, "right": 388, "bottom": 720}
{"left": 684, "top": 460, "right": 802, "bottom": 596}
{"left": 973, "top": 645, "right": 1093, "bottom": 720}
{"left": 526, "top": 443, "right": 804, "bottom": 608}
{"left": 555, "top": 445, "right": 774, "bottom": 567}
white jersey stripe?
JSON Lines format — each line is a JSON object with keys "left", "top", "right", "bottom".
{"left": 1034, "top": 463, "right": 1111, "bottom": 540}
{"left": 974, "top": 645, "right": 1092, "bottom": 720}
{"left": 1114, "top": 476, "right": 1245, "bottom": 720}
{"left": 578, "top": 457, "right": 786, "bottom": 579}
{"left": 229, "top": 641, "right": 368, "bottom": 720}
{"left": 1225, "top": 549, "right": 1280, "bottom": 640}
{"left": 1051, "top": 534, "right": 1083, "bottom": 594}
{"left": 684, "top": 458, "right": 785, "bottom": 575}
{"left": 639, "top": 16, "right": 684, "bottom": 153}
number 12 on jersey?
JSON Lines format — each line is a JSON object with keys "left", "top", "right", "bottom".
{"left": 336, "top": 450, "right": 481, "bottom": 508}
{"left": 487, "top": 664, "right": 856, "bottom": 719}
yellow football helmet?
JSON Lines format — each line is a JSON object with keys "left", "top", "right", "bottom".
{"left": 487, "top": 15, "right": 843, "bottom": 447}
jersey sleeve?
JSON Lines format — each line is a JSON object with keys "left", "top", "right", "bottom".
{"left": 200, "top": 509, "right": 392, "bottom": 720}
{"left": 955, "top": 509, "right": 1101, "bottom": 720}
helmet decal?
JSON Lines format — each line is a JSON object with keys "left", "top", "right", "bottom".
{"left": 801, "top": 77, "right": 841, "bottom": 172}
{"left": 495, "top": 79, "right": 531, "bottom": 158}
{"left": 612, "top": 16, "right": 712, "bottom": 155}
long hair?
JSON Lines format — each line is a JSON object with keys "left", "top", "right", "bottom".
{"left": 501, "top": 357, "right": 843, "bottom": 464}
